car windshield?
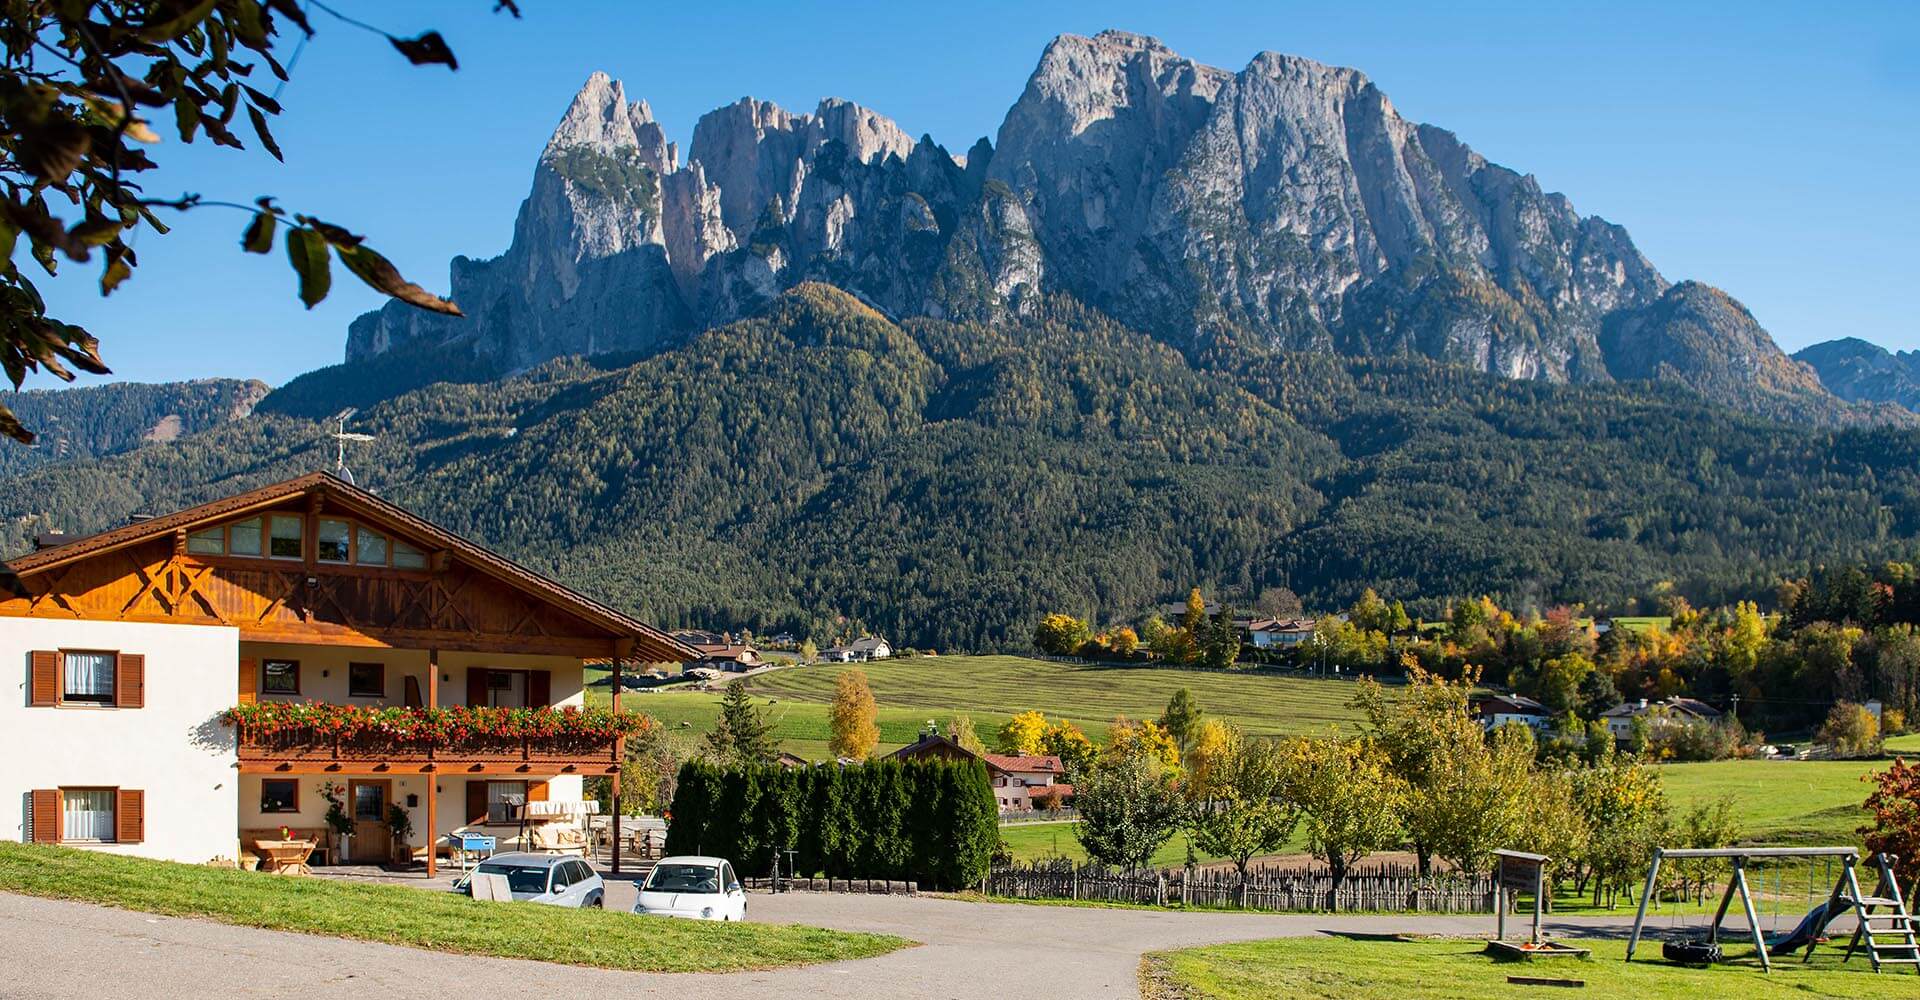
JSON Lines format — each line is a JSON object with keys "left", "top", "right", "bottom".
{"left": 645, "top": 863, "right": 720, "bottom": 893}
{"left": 473, "top": 863, "right": 550, "bottom": 895}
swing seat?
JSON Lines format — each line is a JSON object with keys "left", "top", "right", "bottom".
{"left": 1662, "top": 937, "right": 1723, "bottom": 965}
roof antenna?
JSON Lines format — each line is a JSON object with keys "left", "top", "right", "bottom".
{"left": 327, "top": 408, "right": 376, "bottom": 486}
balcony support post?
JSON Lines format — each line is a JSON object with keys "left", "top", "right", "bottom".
{"left": 426, "top": 647, "right": 439, "bottom": 878}
{"left": 611, "top": 642, "right": 628, "bottom": 876}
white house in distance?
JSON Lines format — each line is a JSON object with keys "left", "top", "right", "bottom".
{"left": 821, "top": 636, "right": 891, "bottom": 662}
{"left": 1, "top": 472, "right": 690, "bottom": 874}
{"left": 1246, "top": 617, "right": 1317, "bottom": 649}
{"left": 981, "top": 753, "right": 1072, "bottom": 812}
{"left": 1476, "top": 693, "right": 1554, "bottom": 732}
{"left": 1602, "top": 696, "right": 1723, "bottom": 742}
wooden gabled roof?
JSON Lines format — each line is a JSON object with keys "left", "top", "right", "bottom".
{"left": 7, "top": 471, "right": 693, "bottom": 662}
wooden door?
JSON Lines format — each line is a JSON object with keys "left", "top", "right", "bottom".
{"left": 348, "top": 779, "right": 391, "bottom": 863}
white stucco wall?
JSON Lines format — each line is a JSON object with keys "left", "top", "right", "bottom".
{"left": 2, "top": 618, "right": 239, "bottom": 863}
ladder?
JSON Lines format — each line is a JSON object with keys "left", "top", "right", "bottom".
{"left": 1843, "top": 854, "right": 1920, "bottom": 973}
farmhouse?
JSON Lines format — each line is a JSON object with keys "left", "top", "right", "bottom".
{"left": 671, "top": 629, "right": 762, "bottom": 672}
{"left": 821, "top": 636, "right": 892, "bottom": 662}
{"left": 890, "top": 731, "right": 1071, "bottom": 812}
{"left": 1474, "top": 693, "right": 1553, "bottom": 731}
{"left": 1602, "top": 696, "right": 1723, "bottom": 741}
{"left": 1245, "top": 617, "right": 1317, "bottom": 648}
{"left": 0, "top": 472, "right": 691, "bottom": 874}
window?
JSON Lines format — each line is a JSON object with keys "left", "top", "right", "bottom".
{"left": 550, "top": 863, "right": 573, "bottom": 892}
{"left": 262, "top": 659, "right": 300, "bottom": 695}
{"left": 229, "top": 517, "right": 263, "bottom": 556}
{"left": 316, "top": 518, "right": 350, "bottom": 563}
{"left": 391, "top": 539, "right": 426, "bottom": 570}
{"left": 486, "top": 670, "right": 521, "bottom": 708}
{"left": 62, "top": 789, "right": 115, "bottom": 842}
{"left": 62, "top": 651, "right": 115, "bottom": 704}
{"left": 186, "top": 525, "right": 225, "bottom": 555}
{"left": 355, "top": 526, "right": 388, "bottom": 566}
{"left": 352, "top": 783, "right": 385, "bottom": 822}
{"left": 348, "top": 662, "right": 385, "bottom": 698}
{"left": 485, "top": 780, "right": 526, "bottom": 823}
{"left": 722, "top": 862, "right": 740, "bottom": 892}
{"left": 268, "top": 514, "right": 303, "bottom": 559}
{"left": 259, "top": 779, "right": 299, "bottom": 814}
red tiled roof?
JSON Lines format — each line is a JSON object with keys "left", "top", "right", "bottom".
{"left": 983, "top": 754, "right": 1062, "bottom": 773}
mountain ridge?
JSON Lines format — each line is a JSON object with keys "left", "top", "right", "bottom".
{"left": 340, "top": 30, "right": 1867, "bottom": 423}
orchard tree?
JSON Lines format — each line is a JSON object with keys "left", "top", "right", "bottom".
{"left": 1350, "top": 667, "right": 1482, "bottom": 874}
{"left": 1188, "top": 727, "right": 1297, "bottom": 883}
{"left": 1402, "top": 723, "right": 1535, "bottom": 877}
{"left": 1284, "top": 734, "right": 1405, "bottom": 906}
{"left": 1073, "top": 742, "right": 1185, "bottom": 870}
{"left": 828, "top": 667, "right": 879, "bottom": 760}
{"left": 0, "top": 0, "right": 511, "bottom": 442}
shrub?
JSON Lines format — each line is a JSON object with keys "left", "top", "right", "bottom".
{"left": 1820, "top": 701, "right": 1882, "bottom": 759}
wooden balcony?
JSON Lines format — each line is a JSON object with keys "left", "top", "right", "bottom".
{"left": 236, "top": 725, "right": 624, "bottom": 776}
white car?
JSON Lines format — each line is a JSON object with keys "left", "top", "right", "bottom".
{"left": 452, "top": 852, "right": 605, "bottom": 908}
{"left": 633, "top": 855, "right": 748, "bottom": 921}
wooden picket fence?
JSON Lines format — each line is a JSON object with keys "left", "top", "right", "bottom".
{"left": 985, "top": 859, "right": 1494, "bottom": 913}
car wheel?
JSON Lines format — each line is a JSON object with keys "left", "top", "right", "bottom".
{"left": 588, "top": 895, "right": 603, "bottom": 909}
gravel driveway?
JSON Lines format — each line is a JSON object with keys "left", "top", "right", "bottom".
{"left": 0, "top": 888, "right": 1649, "bottom": 999}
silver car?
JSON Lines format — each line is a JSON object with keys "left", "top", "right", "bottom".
{"left": 452, "top": 852, "right": 605, "bottom": 908}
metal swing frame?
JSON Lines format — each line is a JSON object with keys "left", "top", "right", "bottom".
{"left": 1623, "top": 846, "right": 1859, "bottom": 973}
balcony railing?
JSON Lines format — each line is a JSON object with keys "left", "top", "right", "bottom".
{"left": 224, "top": 703, "right": 642, "bottom": 773}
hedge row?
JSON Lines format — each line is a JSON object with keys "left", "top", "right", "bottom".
{"left": 664, "top": 758, "right": 997, "bottom": 891}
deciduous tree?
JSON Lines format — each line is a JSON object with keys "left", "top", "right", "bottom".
{"left": 1188, "top": 727, "right": 1297, "bottom": 883}
{"left": 997, "top": 710, "right": 1048, "bottom": 755}
{"left": 1073, "top": 743, "right": 1186, "bottom": 870}
{"left": 829, "top": 667, "right": 880, "bottom": 760}
{"left": 1283, "top": 734, "right": 1405, "bottom": 906}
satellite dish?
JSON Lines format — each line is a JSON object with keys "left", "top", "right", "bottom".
{"left": 327, "top": 410, "right": 377, "bottom": 485}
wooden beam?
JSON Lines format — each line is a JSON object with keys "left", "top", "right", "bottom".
{"left": 238, "top": 761, "right": 618, "bottom": 775}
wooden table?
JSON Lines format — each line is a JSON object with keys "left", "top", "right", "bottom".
{"left": 255, "top": 839, "right": 317, "bottom": 875}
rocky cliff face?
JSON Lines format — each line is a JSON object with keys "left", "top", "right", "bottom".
{"left": 345, "top": 33, "right": 1862, "bottom": 421}
{"left": 1795, "top": 338, "right": 1920, "bottom": 413}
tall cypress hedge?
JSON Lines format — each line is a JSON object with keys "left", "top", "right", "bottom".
{"left": 664, "top": 757, "right": 997, "bottom": 891}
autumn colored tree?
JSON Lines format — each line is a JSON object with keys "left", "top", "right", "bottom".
{"left": 1104, "top": 716, "right": 1180, "bottom": 771}
{"left": 1073, "top": 738, "right": 1186, "bottom": 870}
{"left": 996, "top": 710, "right": 1048, "bottom": 755}
{"left": 1033, "top": 613, "right": 1092, "bottom": 656}
{"left": 1861, "top": 758, "right": 1920, "bottom": 902}
{"left": 1039, "top": 719, "right": 1098, "bottom": 777}
{"left": 1188, "top": 727, "right": 1297, "bottom": 883}
{"left": 1820, "top": 701, "right": 1882, "bottom": 758}
{"left": 1283, "top": 734, "right": 1405, "bottom": 907}
{"left": 0, "top": 1, "right": 501, "bottom": 442}
{"left": 828, "top": 667, "right": 879, "bottom": 760}
{"left": 946, "top": 714, "right": 986, "bottom": 755}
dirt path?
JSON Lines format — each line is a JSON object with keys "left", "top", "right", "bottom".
{"left": 0, "top": 889, "right": 1665, "bottom": 999}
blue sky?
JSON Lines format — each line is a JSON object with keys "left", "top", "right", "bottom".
{"left": 28, "top": 0, "right": 1920, "bottom": 388}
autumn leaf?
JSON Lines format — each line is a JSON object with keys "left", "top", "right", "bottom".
{"left": 390, "top": 31, "right": 459, "bottom": 70}
{"left": 241, "top": 212, "right": 276, "bottom": 254}
{"left": 337, "top": 244, "right": 462, "bottom": 316}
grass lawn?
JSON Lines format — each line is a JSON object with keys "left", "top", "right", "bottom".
{"left": 1885, "top": 733, "right": 1920, "bottom": 754}
{"left": 605, "top": 654, "right": 1370, "bottom": 760}
{"left": 1146, "top": 936, "right": 1918, "bottom": 1000}
{"left": 1660, "top": 759, "right": 1888, "bottom": 847}
{"left": 0, "top": 842, "right": 907, "bottom": 973}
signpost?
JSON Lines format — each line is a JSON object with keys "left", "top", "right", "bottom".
{"left": 1493, "top": 849, "right": 1549, "bottom": 945}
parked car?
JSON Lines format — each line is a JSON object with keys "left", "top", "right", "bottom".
{"left": 632, "top": 855, "right": 747, "bottom": 921}
{"left": 451, "top": 852, "right": 604, "bottom": 908}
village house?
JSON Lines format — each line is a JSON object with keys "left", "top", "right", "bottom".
{"left": 889, "top": 730, "right": 1072, "bottom": 813}
{"left": 671, "top": 629, "right": 762, "bottom": 672}
{"left": 0, "top": 472, "right": 691, "bottom": 875}
{"left": 1475, "top": 693, "right": 1554, "bottom": 731}
{"left": 1602, "top": 696, "right": 1724, "bottom": 741}
{"left": 1245, "top": 617, "right": 1317, "bottom": 649}
{"left": 821, "top": 636, "right": 892, "bottom": 662}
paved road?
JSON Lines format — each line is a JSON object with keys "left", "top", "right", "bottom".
{"left": 0, "top": 889, "right": 1657, "bottom": 1000}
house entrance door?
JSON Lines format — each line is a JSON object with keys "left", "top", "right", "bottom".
{"left": 348, "top": 779, "right": 391, "bottom": 863}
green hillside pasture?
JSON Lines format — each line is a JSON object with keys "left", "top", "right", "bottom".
{"left": 739, "top": 654, "right": 1368, "bottom": 740}
{"left": 1660, "top": 759, "right": 1886, "bottom": 847}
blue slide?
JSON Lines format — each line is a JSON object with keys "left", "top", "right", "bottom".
{"left": 1763, "top": 899, "right": 1851, "bottom": 955}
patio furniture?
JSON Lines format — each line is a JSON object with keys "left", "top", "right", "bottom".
{"left": 255, "top": 838, "right": 317, "bottom": 875}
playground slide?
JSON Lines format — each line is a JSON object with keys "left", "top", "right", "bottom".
{"left": 1762, "top": 900, "right": 1849, "bottom": 955}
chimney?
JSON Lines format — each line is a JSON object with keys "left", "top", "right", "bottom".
{"left": 34, "top": 530, "right": 68, "bottom": 550}
{"left": 127, "top": 513, "right": 155, "bottom": 524}
{"left": 1638, "top": 698, "right": 1649, "bottom": 709}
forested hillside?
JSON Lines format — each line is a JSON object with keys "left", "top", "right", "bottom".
{"left": 4, "top": 285, "right": 1918, "bottom": 651}
{"left": 0, "top": 379, "right": 267, "bottom": 478}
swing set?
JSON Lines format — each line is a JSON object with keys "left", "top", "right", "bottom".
{"left": 1624, "top": 846, "right": 1919, "bottom": 974}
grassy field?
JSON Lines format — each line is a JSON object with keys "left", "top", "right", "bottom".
{"left": 607, "top": 654, "right": 1371, "bottom": 759}
{"left": 1146, "top": 936, "right": 1917, "bottom": 1000}
{"left": 1661, "top": 759, "right": 1887, "bottom": 847}
{"left": 0, "top": 842, "right": 906, "bottom": 973}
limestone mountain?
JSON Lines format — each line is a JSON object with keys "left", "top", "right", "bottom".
{"left": 1795, "top": 338, "right": 1920, "bottom": 413}
{"left": 343, "top": 32, "right": 1857, "bottom": 421}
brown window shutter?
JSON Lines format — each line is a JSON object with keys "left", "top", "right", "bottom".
{"left": 116, "top": 789, "right": 144, "bottom": 844}
{"left": 528, "top": 670, "right": 551, "bottom": 709}
{"left": 237, "top": 658, "right": 257, "bottom": 704}
{"left": 29, "top": 651, "right": 58, "bottom": 707}
{"left": 465, "top": 781, "right": 488, "bottom": 826}
{"left": 30, "top": 789, "right": 60, "bottom": 843}
{"left": 116, "top": 653, "right": 144, "bottom": 709}
{"left": 466, "top": 668, "right": 489, "bottom": 707}
{"left": 527, "top": 779, "right": 549, "bottom": 803}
